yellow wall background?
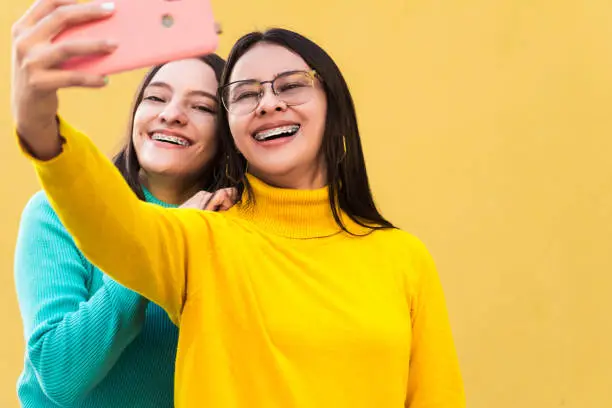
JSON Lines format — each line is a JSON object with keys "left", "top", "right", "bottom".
{"left": 2, "top": 0, "right": 612, "bottom": 407}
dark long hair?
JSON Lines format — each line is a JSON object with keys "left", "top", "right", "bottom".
{"left": 113, "top": 54, "right": 226, "bottom": 200}
{"left": 216, "top": 28, "right": 394, "bottom": 233}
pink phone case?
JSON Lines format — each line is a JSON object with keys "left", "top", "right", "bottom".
{"left": 53, "top": 0, "right": 219, "bottom": 75}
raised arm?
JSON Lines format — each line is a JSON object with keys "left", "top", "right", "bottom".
{"left": 15, "top": 192, "right": 150, "bottom": 405}
{"left": 404, "top": 237, "right": 465, "bottom": 408}
{"left": 11, "top": 0, "right": 201, "bottom": 323}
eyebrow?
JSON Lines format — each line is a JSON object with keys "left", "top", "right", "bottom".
{"left": 146, "top": 81, "right": 218, "bottom": 103}
{"left": 227, "top": 70, "right": 306, "bottom": 86}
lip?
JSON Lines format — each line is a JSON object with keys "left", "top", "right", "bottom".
{"left": 148, "top": 129, "right": 194, "bottom": 145}
{"left": 251, "top": 121, "right": 300, "bottom": 137}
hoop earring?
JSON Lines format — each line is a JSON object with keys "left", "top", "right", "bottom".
{"left": 225, "top": 154, "right": 231, "bottom": 180}
{"left": 339, "top": 135, "right": 347, "bottom": 163}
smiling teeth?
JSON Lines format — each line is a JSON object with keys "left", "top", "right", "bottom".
{"left": 151, "top": 133, "right": 190, "bottom": 146}
{"left": 254, "top": 125, "right": 300, "bottom": 141}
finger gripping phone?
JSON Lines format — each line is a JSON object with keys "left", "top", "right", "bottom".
{"left": 53, "top": 0, "right": 219, "bottom": 75}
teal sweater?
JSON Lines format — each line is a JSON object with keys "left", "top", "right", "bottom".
{"left": 14, "top": 189, "right": 179, "bottom": 407}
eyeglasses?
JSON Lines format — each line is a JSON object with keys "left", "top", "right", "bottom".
{"left": 220, "top": 70, "right": 318, "bottom": 115}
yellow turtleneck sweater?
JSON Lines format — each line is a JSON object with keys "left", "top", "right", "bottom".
{"left": 18, "top": 118, "right": 465, "bottom": 408}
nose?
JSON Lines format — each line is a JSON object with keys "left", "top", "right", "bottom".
{"left": 159, "top": 101, "right": 188, "bottom": 125}
{"left": 255, "top": 84, "right": 287, "bottom": 116}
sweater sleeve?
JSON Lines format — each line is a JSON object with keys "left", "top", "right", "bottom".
{"left": 14, "top": 191, "right": 151, "bottom": 406}
{"left": 16, "top": 117, "right": 204, "bottom": 324}
{"left": 404, "top": 238, "right": 465, "bottom": 408}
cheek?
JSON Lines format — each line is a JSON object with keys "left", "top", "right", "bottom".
{"left": 316, "top": 97, "right": 328, "bottom": 132}
{"left": 192, "top": 115, "right": 217, "bottom": 142}
{"left": 195, "top": 126, "right": 219, "bottom": 155}
{"left": 315, "top": 106, "right": 327, "bottom": 133}
{"left": 303, "top": 103, "right": 327, "bottom": 138}
{"left": 190, "top": 117, "right": 220, "bottom": 157}
{"left": 132, "top": 105, "right": 157, "bottom": 134}
{"left": 228, "top": 115, "right": 250, "bottom": 146}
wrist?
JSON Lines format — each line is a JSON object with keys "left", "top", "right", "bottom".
{"left": 16, "top": 117, "right": 63, "bottom": 161}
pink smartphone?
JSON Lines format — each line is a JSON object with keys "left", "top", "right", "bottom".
{"left": 53, "top": 0, "right": 219, "bottom": 75}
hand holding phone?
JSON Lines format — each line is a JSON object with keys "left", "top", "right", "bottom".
{"left": 53, "top": 0, "right": 219, "bottom": 75}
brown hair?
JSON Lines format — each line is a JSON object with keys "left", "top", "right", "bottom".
{"left": 215, "top": 29, "right": 394, "bottom": 233}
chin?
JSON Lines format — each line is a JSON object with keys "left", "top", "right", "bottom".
{"left": 142, "top": 161, "right": 185, "bottom": 177}
{"left": 250, "top": 163, "right": 305, "bottom": 186}
{"left": 252, "top": 160, "right": 290, "bottom": 175}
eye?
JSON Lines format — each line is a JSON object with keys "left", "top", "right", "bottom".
{"left": 232, "top": 91, "right": 259, "bottom": 102}
{"left": 194, "top": 105, "right": 216, "bottom": 114}
{"left": 278, "top": 82, "right": 306, "bottom": 92}
{"left": 143, "top": 95, "right": 165, "bottom": 103}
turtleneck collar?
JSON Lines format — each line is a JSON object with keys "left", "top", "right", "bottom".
{"left": 230, "top": 174, "right": 368, "bottom": 239}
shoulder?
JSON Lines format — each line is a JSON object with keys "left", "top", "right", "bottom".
{"left": 20, "top": 190, "right": 62, "bottom": 226}
{"left": 15, "top": 191, "right": 89, "bottom": 267}
{"left": 367, "top": 227, "right": 432, "bottom": 257}
{"left": 17, "top": 190, "right": 83, "bottom": 252}
{"left": 15, "top": 191, "right": 95, "bottom": 279}
{"left": 365, "top": 228, "right": 438, "bottom": 284}
{"left": 23, "top": 189, "right": 52, "bottom": 211}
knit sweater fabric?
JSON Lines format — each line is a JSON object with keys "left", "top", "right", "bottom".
{"left": 14, "top": 186, "right": 178, "bottom": 407}
{"left": 18, "top": 117, "right": 465, "bottom": 407}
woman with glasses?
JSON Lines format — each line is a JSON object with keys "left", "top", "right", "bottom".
{"left": 11, "top": 1, "right": 465, "bottom": 406}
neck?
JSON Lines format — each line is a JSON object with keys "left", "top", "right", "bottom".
{"left": 140, "top": 172, "right": 201, "bottom": 205}
{"left": 250, "top": 158, "right": 328, "bottom": 190}
{"left": 232, "top": 174, "right": 369, "bottom": 239}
